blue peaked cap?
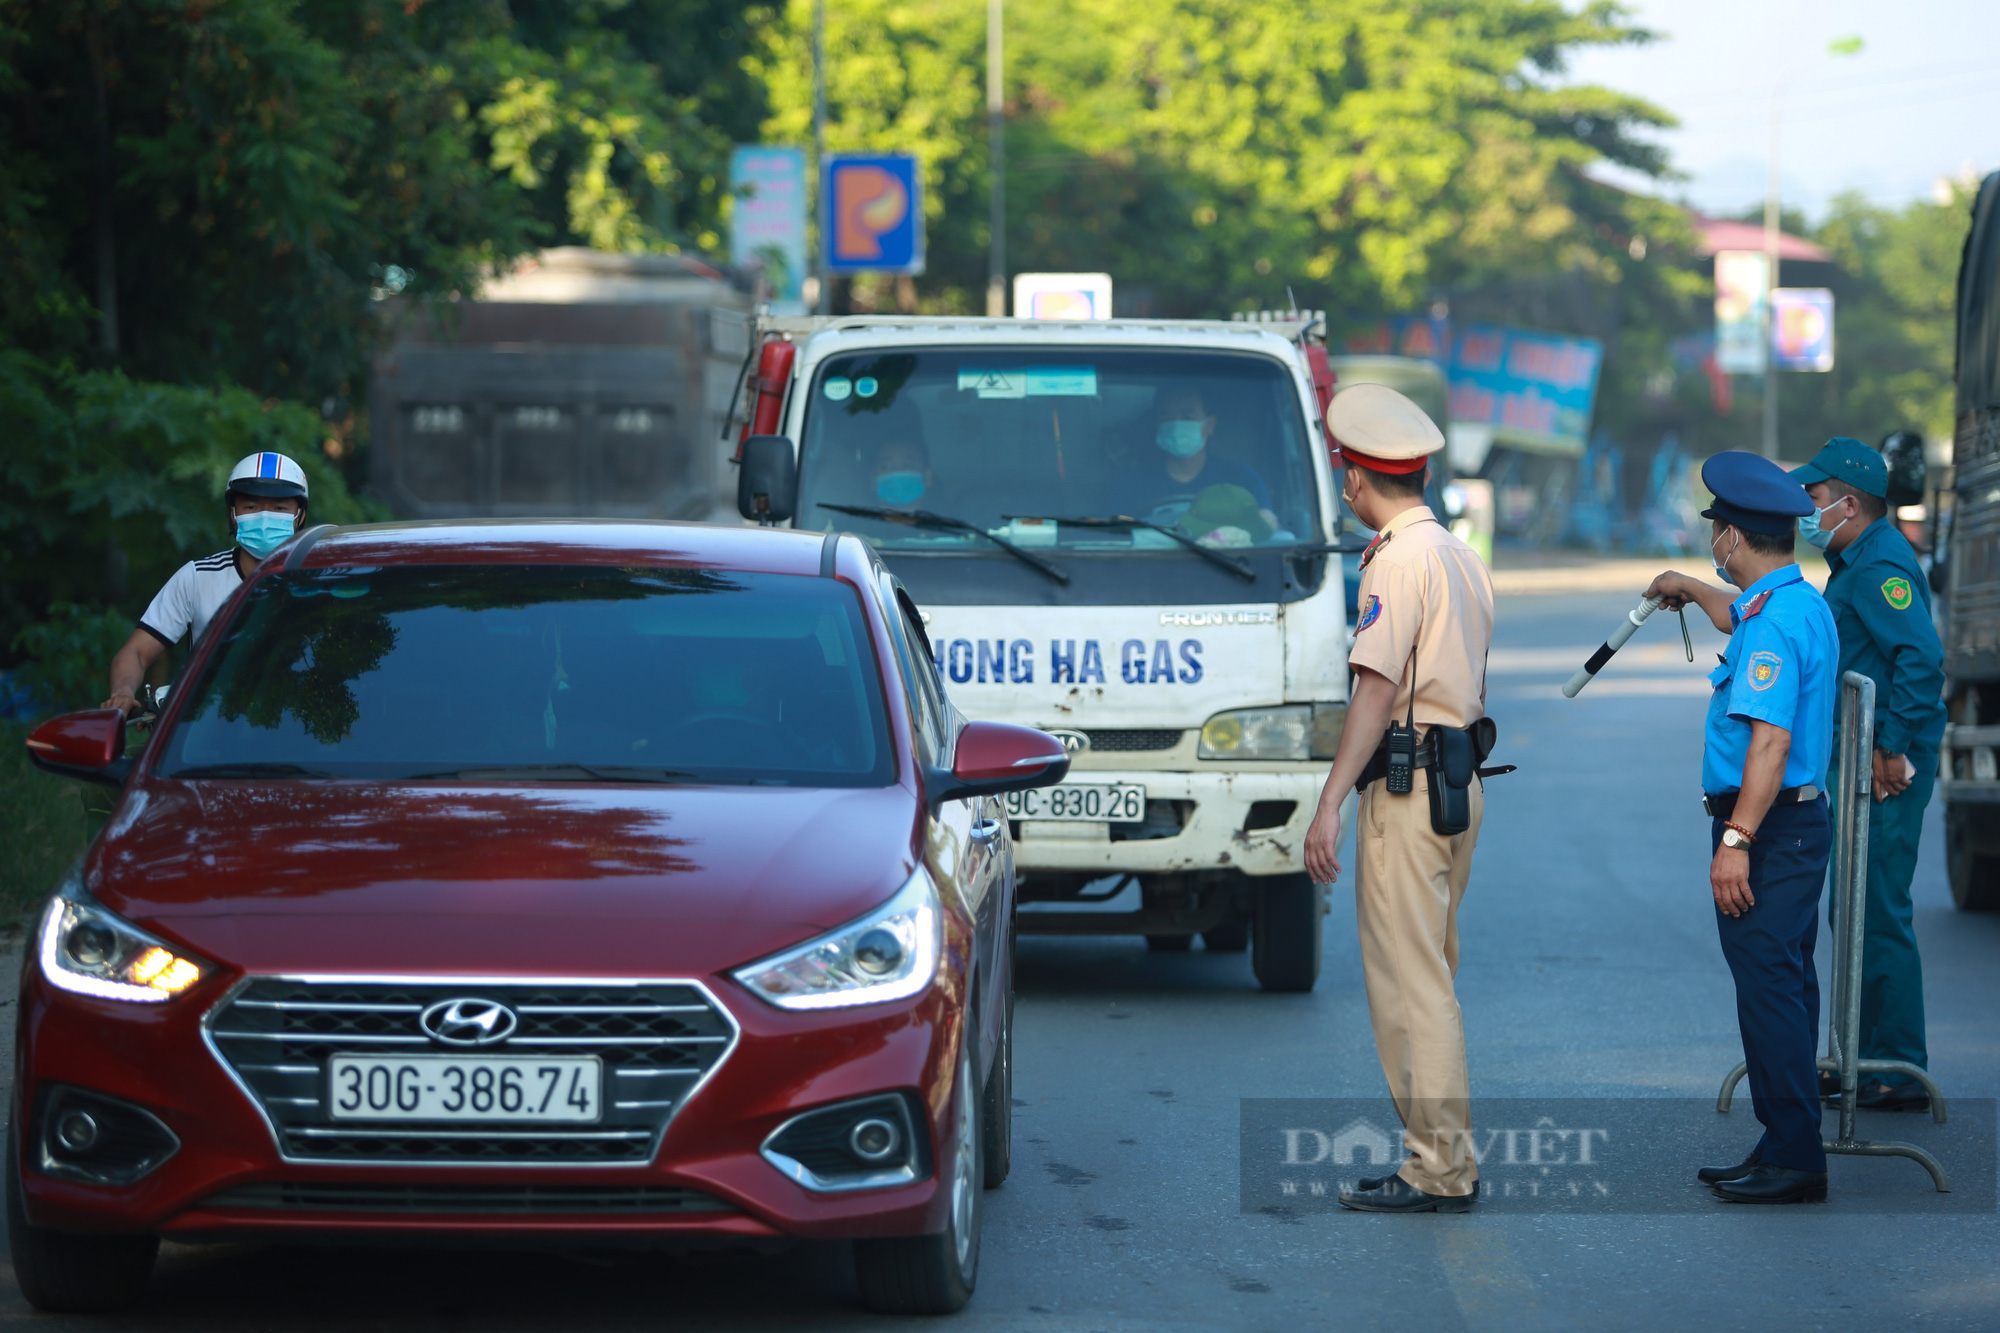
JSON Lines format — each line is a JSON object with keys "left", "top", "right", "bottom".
{"left": 1699, "top": 450, "right": 1813, "bottom": 536}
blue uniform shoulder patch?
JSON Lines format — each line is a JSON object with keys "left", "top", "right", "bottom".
{"left": 1356, "top": 594, "right": 1382, "bottom": 632}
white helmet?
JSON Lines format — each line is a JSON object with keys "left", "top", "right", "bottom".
{"left": 226, "top": 452, "right": 310, "bottom": 503}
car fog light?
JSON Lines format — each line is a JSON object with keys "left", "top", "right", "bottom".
{"left": 853, "top": 928, "right": 904, "bottom": 976}
{"left": 849, "top": 1118, "right": 901, "bottom": 1162}
{"left": 56, "top": 1111, "right": 99, "bottom": 1151}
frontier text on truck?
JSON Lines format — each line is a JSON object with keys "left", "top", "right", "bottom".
{"left": 733, "top": 315, "right": 1358, "bottom": 990}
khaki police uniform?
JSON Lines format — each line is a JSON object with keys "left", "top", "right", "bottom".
{"left": 1337, "top": 388, "right": 1495, "bottom": 1199}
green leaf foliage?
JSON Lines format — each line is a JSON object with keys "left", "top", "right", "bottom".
{"left": 753, "top": 0, "right": 1676, "bottom": 318}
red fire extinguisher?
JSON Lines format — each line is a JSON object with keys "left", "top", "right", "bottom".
{"left": 735, "top": 338, "right": 797, "bottom": 457}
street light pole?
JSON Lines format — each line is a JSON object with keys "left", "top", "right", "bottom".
{"left": 986, "top": 0, "right": 1006, "bottom": 317}
{"left": 812, "top": 0, "right": 829, "bottom": 315}
{"left": 1761, "top": 91, "right": 1781, "bottom": 460}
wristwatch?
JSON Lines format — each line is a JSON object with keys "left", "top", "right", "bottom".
{"left": 1721, "top": 825, "right": 1756, "bottom": 850}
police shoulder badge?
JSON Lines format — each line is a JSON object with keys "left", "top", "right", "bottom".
{"left": 1747, "top": 649, "right": 1782, "bottom": 692}
{"left": 1356, "top": 594, "right": 1383, "bottom": 632}
{"left": 1881, "top": 576, "right": 1913, "bottom": 610}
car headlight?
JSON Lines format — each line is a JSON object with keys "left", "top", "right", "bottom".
{"left": 38, "top": 875, "right": 207, "bottom": 1003}
{"left": 1199, "top": 706, "right": 1312, "bottom": 760}
{"left": 732, "top": 866, "right": 941, "bottom": 1011}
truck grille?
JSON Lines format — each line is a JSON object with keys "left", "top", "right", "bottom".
{"left": 205, "top": 978, "right": 736, "bottom": 1166}
{"left": 1084, "top": 729, "right": 1182, "bottom": 752}
{"left": 201, "top": 1181, "right": 733, "bottom": 1215}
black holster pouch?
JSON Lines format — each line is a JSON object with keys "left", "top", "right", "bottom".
{"left": 1427, "top": 725, "right": 1476, "bottom": 836}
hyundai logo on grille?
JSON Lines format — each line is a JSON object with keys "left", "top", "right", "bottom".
{"left": 1045, "top": 729, "right": 1090, "bottom": 754}
{"left": 419, "top": 998, "right": 519, "bottom": 1047}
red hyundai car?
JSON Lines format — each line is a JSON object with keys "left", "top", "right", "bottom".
{"left": 15, "top": 520, "right": 1067, "bottom": 1315}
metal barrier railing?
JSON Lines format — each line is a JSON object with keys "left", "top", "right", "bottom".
{"left": 1715, "top": 670, "right": 1950, "bottom": 1191}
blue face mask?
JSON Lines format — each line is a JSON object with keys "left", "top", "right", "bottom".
{"left": 235, "top": 510, "right": 297, "bottom": 559}
{"left": 875, "top": 470, "right": 925, "bottom": 507}
{"left": 1799, "top": 499, "right": 1850, "bottom": 551}
{"left": 1156, "top": 420, "right": 1206, "bottom": 458}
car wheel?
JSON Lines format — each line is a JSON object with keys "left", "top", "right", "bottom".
{"left": 6, "top": 1129, "right": 157, "bottom": 1313}
{"left": 980, "top": 993, "right": 1013, "bottom": 1188}
{"left": 1252, "top": 873, "right": 1323, "bottom": 992}
{"left": 1947, "top": 803, "right": 2000, "bottom": 911}
{"left": 854, "top": 1040, "right": 983, "bottom": 1314}
{"left": 1202, "top": 917, "right": 1251, "bottom": 952}
{"left": 1146, "top": 934, "right": 1194, "bottom": 952}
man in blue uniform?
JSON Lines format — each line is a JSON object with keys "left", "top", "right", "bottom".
{"left": 1792, "top": 438, "right": 1947, "bottom": 1112}
{"left": 1645, "top": 451, "right": 1838, "bottom": 1204}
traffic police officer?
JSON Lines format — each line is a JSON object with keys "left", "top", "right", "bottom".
{"left": 103, "top": 452, "right": 311, "bottom": 715}
{"left": 1791, "top": 437, "right": 1946, "bottom": 1112}
{"left": 1645, "top": 451, "right": 1838, "bottom": 1204}
{"left": 1303, "top": 384, "right": 1494, "bottom": 1214}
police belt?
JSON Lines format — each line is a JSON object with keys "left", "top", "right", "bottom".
{"left": 1701, "top": 785, "right": 1821, "bottom": 820}
{"left": 1355, "top": 737, "right": 1516, "bottom": 792}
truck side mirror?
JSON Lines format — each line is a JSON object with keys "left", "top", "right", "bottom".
{"left": 737, "top": 435, "right": 798, "bottom": 524}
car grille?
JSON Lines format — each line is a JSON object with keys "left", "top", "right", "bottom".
{"left": 1083, "top": 729, "right": 1182, "bottom": 752}
{"left": 205, "top": 978, "right": 736, "bottom": 1166}
{"left": 201, "top": 1181, "right": 733, "bottom": 1215}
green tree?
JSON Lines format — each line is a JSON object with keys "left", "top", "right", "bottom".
{"left": 753, "top": 0, "right": 1676, "bottom": 317}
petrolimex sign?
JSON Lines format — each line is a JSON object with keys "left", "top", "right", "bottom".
{"left": 823, "top": 153, "right": 924, "bottom": 275}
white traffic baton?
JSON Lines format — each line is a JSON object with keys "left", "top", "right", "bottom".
{"left": 1715, "top": 670, "right": 1951, "bottom": 1190}
{"left": 1561, "top": 595, "right": 1663, "bottom": 698}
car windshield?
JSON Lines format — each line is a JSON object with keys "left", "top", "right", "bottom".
{"left": 157, "top": 565, "right": 896, "bottom": 787}
{"left": 795, "top": 348, "right": 1319, "bottom": 552}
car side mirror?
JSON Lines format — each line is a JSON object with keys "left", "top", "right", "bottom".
{"left": 737, "top": 435, "right": 798, "bottom": 524}
{"left": 25, "top": 709, "right": 132, "bottom": 788}
{"left": 930, "top": 721, "right": 1070, "bottom": 805}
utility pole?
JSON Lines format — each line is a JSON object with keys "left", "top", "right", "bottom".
{"left": 812, "top": 0, "right": 829, "bottom": 315}
{"left": 986, "top": 0, "right": 1006, "bottom": 317}
{"left": 1761, "top": 92, "right": 1781, "bottom": 460}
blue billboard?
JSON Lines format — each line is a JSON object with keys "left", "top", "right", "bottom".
{"left": 1347, "top": 319, "right": 1603, "bottom": 455}
{"left": 730, "top": 146, "right": 808, "bottom": 315}
{"left": 824, "top": 153, "right": 924, "bottom": 275}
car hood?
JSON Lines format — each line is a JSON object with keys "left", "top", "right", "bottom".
{"left": 88, "top": 780, "right": 922, "bottom": 979}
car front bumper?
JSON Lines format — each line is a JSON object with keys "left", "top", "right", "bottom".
{"left": 14, "top": 961, "right": 969, "bottom": 1246}
{"left": 1010, "top": 767, "right": 1323, "bottom": 876}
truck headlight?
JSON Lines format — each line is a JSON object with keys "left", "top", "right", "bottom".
{"left": 38, "top": 876, "right": 207, "bottom": 1003}
{"left": 1199, "top": 706, "right": 1312, "bottom": 760}
{"left": 733, "top": 866, "right": 941, "bottom": 1010}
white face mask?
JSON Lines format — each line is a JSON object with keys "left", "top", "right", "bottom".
{"left": 1710, "top": 526, "right": 1740, "bottom": 584}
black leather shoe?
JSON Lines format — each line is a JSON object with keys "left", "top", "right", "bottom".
{"left": 1355, "top": 1159, "right": 1412, "bottom": 1191}
{"left": 1339, "top": 1174, "right": 1475, "bottom": 1213}
{"left": 1856, "top": 1079, "right": 1930, "bottom": 1113}
{"left": 1711, "top": 1164, "right": 1828, "bottom": 1204}
{"left": 1818, "top": 1070, "right": 1842, "bottom": 1103}
{"left": 1697, "top": 1149, "right": 1761, "bottom": 1185}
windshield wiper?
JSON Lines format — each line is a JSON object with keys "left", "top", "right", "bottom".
{"left": 1005, "top": 514, "right": 1257, "bottom": 583}
{"left": 169, "top": 762, "right": 342, "bottom": 779}
{"left": 819, "top": 503, "right": 1070, "bottom": 585}
{"left": 404, "top": 764, "right": 694, "bottom": 783}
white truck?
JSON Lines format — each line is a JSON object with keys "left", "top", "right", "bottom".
{"left": 731, "top": 315, "right": 1361, "bottom": 990}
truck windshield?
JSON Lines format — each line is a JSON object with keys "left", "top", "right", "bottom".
{"left": 156, "top": 566, "right": 896, "bottom": 787}
{"left": 795, "top": 348, "right": 1319, "bottom": 553}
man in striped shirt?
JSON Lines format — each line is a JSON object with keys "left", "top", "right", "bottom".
{"left": 102, "top": 452, "right": 310, "bottom": 715}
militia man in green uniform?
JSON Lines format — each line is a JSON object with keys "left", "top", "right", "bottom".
{"left": 1791, "top": 438, "right": 1947, "bottom": 1111}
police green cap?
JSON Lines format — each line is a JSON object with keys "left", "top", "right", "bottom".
{"left": 1789, "top": 437, "right": 1888, "bottom": 498}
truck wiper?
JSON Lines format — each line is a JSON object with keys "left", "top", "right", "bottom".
{"left": 1005, "top": 514, "right": 1257, "bottom": 583}
{"left": 1285, "top": 540, "right": 1375, "bottom": 555}
{"left": 404, "top": 764, "right": 693, "bottom": 783}
{"left": 819, "top": 503, "right": 1071, "bottom": 585}
{"left": 168, "top": 762, "right": 341, "bottom": 779}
